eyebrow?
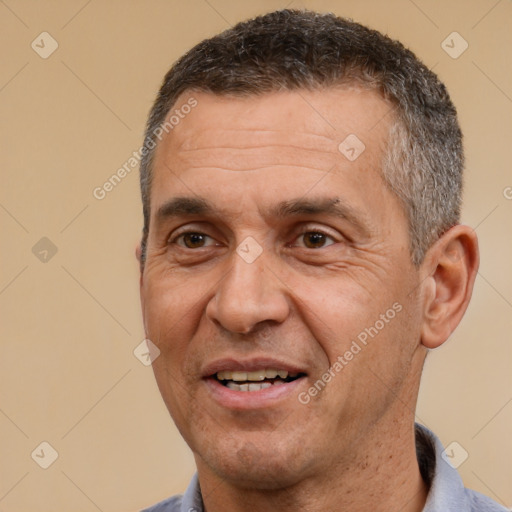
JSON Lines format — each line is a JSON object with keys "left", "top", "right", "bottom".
{"left": 155, "top": 196, "right": 370, "bottom": 236}
{"left": 156, "top": 196, "right": 213, "bottom": 220}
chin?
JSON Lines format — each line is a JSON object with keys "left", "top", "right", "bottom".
{"left": 196, "top": 434, "right": 312, "bottom": 490}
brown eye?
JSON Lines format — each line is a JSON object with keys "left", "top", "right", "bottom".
{"left": 303, "top": 232, "right": 325, "bottom": 248}
{"left": 174, "top": 233, "right": 215, "bottom": 249}
{"left": 298, "top": 231, "right": 334, "bottom": 249}
{"left": 183, "top": 233, "right": 206, "bottom": 248}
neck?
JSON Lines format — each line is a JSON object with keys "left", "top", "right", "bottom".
{"left": 196, "top": 420, "right": 428, "bottom": 512}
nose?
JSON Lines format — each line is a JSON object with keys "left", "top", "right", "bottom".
{"left": 205, "top": 249, "right": 290, "bottom": 334}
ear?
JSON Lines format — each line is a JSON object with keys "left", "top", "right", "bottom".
{"left": 419, "top": 225, "right": 479, "bottom": 349}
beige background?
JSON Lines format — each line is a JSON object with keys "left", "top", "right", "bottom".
{"left": 0, "top": 0, "right": 510, "bottom": 510}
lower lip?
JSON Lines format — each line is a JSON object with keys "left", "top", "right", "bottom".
{"left": 204, "top": 377, "right": 306, "bottom": 410}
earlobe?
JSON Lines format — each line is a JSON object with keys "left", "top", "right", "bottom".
{"left": 420, "top": 225, "right": 479, "bottom": 349}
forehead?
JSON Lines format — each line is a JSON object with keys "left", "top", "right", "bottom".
{"left": 149, "top": 88, "right": 396, "bottom": 221}
{"left": 162, "top": 87, "right": 391, "bottom": 156}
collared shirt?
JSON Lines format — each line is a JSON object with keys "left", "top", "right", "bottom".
{"left": 142, "top": 424, "right": 507, "bottom": 512}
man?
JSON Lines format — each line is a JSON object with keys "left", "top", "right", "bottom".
{"left": 136, "top": 9, "right": 506, "bottom": 512}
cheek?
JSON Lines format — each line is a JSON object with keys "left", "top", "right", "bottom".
{"left": 295, "top": 280, "right": 383, "bottom": 359}
{"left": 340, "top": 294, "right": 422, "bottom": 399}
{"left": 142, "top": 276, "right": 201, "bottom": 367}
{"left": 144, "top": 278, "right": 205, "bottom": 429}
{"left": 143, "top": 264, "right": 207, "bottom": 328}
{"left": 295, "top": 273, "right": 418, "bottom": 407}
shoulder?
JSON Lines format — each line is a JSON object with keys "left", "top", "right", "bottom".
{"left": 465, "top": 488, "right": 509, "bottom": 512}
{"left": 415, "top": 424, "right": 508, "bottom": 512}
{"left": 141, "top": 474, "right": 203, "bottom": 512}
{"left": 141, "top": 494, "right": 183, "bottom": 512}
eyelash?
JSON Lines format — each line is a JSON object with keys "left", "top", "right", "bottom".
{"left": 169, "top": 228, "right": 338, "bottom": 249}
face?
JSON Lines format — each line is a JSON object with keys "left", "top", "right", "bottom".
{"left": 140, "top": 88, "right": 426, "bottom": 488}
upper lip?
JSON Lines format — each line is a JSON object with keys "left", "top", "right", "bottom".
{"left": 201, "top": 357, "right": 308, "bottom": 378}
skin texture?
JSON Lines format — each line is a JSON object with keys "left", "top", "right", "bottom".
{"left": 138, "top": 88, "right": 479, "bottom": 512}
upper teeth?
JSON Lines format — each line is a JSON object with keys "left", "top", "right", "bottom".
{"left": 216, "top": 369, "right": 296, "bottom": 381}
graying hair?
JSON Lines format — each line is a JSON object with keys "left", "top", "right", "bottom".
{"left": 139, "top": 9, "right": 463, "bottom": 265}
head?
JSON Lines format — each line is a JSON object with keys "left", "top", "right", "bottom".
{"left": 137, "top": 10, "right": 478, "bottom": 490}
{"left": 140, "top": 9, "right": 464, "bottom": 267}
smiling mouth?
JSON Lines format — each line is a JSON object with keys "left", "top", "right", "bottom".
{"left": 213, "top": 368, "right": 306, "bottom": 392}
